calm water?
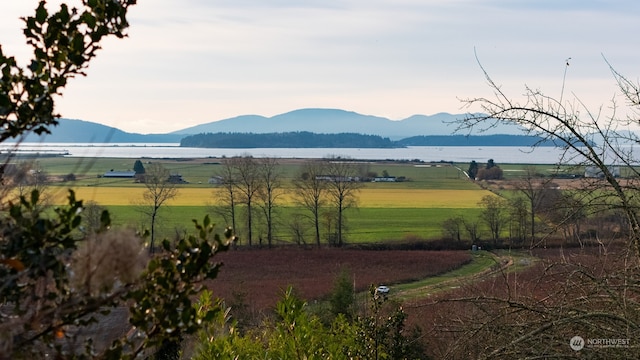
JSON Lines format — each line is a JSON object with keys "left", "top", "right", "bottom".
{"left": 2, "top": 143, "right": 581, "bottom": 164}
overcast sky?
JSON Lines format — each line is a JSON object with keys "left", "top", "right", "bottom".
{"left": 1, "top": 1, "right": 639, "bottom": 134}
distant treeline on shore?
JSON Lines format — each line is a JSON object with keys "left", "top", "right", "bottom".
{"left": 179, "top": 131, "right": 556, "bottom": 149}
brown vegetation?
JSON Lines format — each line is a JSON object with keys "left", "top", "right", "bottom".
{"left": 208, "top": 248, "right": 472, "bottom": 313}
{"left": 406, "top": 247, "right": 639, "bottom": 359}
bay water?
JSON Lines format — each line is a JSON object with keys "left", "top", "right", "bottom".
{"left": 2, "top": 143, "right": 580, "bottom": 164}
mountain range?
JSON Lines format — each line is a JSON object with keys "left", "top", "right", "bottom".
{"left": 9, "top": 108, "right": 525, "bottom": 143}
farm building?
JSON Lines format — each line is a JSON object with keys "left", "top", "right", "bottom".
{"left": 168, "top": 174, "right": 188, "bottom": 184}
{"left": 584, "top": 166, "right": 620, "bottom": 178}
{"left": 315, "top": 175, "right": 361, "bottom": 182}
{"left": 208, "top": 176, "right": 224, "bottom": 184}
{"left": 373, "top": 176, "right": 397, "bottom": 182}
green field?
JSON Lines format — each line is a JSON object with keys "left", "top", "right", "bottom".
{"left": 102, "top": 205, "right": 483, "bottom": 243}
{"left": 33, "top": 157, "right": 584, "bottom": 183}
{"left": 27, "top": 157, "right": 482, "bottom": 184}
{"left": 12, "top": 157, "right": 525, "bottom": 244}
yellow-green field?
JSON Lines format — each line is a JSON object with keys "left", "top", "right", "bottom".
{"left": 11, "top": 157, "right": 514, "bottom": 242}
{"left": 46, "top": 187, "right": 495, "bottom": 208}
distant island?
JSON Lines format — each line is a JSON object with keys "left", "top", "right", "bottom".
{"left": 7, "top": 108, "right": 562, "bottom": 147}
{"left": 180, "top": 132, "right": 398, "bottom": 148}
{"left": 180, "top": 132, "right": 556, "bottom": 148}
{"left": 396, "top": 134, "right": 558, "bottom": 147}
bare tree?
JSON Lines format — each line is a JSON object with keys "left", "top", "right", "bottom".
{"left": 324, "top": 157, "right": 362, "bottom": 246}
{"left": 293, "top": 160, "right": 328, "bottom": 247}
{"left": 507, "top": 196, "right": 529, "bottom": 246}
{"left": 288, "top": 213, "right": 309, "bottom": 245}
{"left": 442, "top": 216, "right": 464, "bottom": 242}
{"left": 462, "top": 217, "right": 481, "bottom": 245}
{"left": 511, "top": 166, "right": 558, "bottom": 247}
{"left": 478, "top": 195, "right": 507, "bottom": 247}
{"left": 460, "top": 57, "right": 640, "bottom": 254}
{"left": 140, "top": 163, "right": 178, "bottom": 253}
{"left": 3, "top": 161, "right": 50, "bottom": 205}
{"left": 543, "top": 191, "right": 587, "bottom": 246}
{"left": 256, "top": 157, "right": 283, "bottom": 248}
{"left": 438, "top": 56, "right": 640, "bottom": 358}
{"left": 81, "top": 200, "right": 107, "bottom": 235}
{"left": 231, "top": 156, "right": 261, "bottom": 247}
{"left": 212, "top": 159, "right": 239, "bottom": 242}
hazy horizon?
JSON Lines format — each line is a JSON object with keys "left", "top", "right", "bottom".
{"left": 1, "top": 1, "right": 638, "bottom": 134}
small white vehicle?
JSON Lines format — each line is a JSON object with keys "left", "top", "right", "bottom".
{"left": 376, "top": 285, "right": 390, "bottom": 295}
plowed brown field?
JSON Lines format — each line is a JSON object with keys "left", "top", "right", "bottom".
{"left": 208, "top": 248, "right": 472, "bottom": 313}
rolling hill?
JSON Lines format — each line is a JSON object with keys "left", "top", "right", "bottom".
{"left": 10, "top": 119, "right": 183, "bottom": 143}
{"left": 6, "top": 108, "right": 526, "bottom": 144}
{"left": 171, "top": 109, "right": 524, "bottom": 139}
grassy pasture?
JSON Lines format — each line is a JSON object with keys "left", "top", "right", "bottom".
{"left": 32, "top": 157, "right": 474, "bottom": 186}
{"left": 25, "top": 157, "right": 498, "bottom": 243}
{"left": 100, "top": 205, "right": 482, "bottom": 243}
{"left": 28, "top": 157, "right": 583, "bottom": 181}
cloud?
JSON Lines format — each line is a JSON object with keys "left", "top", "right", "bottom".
{"left": 2, "top": 1, "right": 640, "bottom": 133}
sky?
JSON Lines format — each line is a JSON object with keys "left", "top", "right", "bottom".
{"left": 1, "top": 0, "right": 639, "bottom": 134}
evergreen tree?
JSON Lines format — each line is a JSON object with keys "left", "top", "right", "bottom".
{"left": 468, "top": 160, "right": 478, "bottom": 179}
{"left": 134, "top": 159, "right": 146, "bottom": 174}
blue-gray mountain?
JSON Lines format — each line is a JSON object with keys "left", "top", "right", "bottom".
{"left": 170, "top": 109, "right": 524, "bottom": 139}
{"left": 9, "top": 118, "right": 183, "bottom": 143}
{"left": 9, "top": 108, "right": 526, "bottom": 143}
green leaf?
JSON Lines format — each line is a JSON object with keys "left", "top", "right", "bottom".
{"left": 81, "top": 11, "right": 97, "bottom": 28}
{"left": 100, "top": 210, "right": 111, "bottom": 229}
{"left": 71, "top": 215, "right": 82, "bottom": 228}
{"left": 35, "top": 1, "right": 48, "bottom": 24}
{"left": 58, "top": 4, "right": 70, "bottom": 24}
{"left": 30, "top": 189, "right": 40, "bottom": 206}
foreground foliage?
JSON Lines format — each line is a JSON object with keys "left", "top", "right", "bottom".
{"left": 0, "top": 0, "right": 135, "bottom": 144}
{"left": 0, "top": 4, "right": 237, "bottom": 356}
{"left": 0, "top": 190, "right": 232, "bottom": 359}
{"left": 193, "top": 287, "right": 428, "bottom": 360}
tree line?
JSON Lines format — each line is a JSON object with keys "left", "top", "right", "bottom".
{"left": 180, "top": 131, "right": 397, "bottom": 148}
{"left": 443, "top": 165, "right": 593, "bottom": 249}
{"left": 180, "top": 131, "right": 555, "bottom": 149}
{"left": 211, "top": 155, "right": 365, "bottom": 248}
{"left": 467, "top": 158, "right": 503, "bottom": 180}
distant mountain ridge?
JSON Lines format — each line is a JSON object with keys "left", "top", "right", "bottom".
{"left": 12, "top": 119, "right": 183, "bottom": 143}
{"left": 170, "top": 108, "right": 524, "bottom": 139}
{"left": 8, "top": 108, "right": 526, "bottom": 143}
{"left": 180, "top": 132, "right": 557, "bottom": 149}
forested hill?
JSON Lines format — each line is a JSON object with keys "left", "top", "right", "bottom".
{"left": 180, "top": 132, "right": 555, "bottom": 148}
{"left": 397, "top": 134, "right": 557, "bottom": 147}
{"left": 180, "top": 132, "right": 397, "bottom": 148}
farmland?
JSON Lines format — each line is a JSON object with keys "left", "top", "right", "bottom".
{"left": 8, "top": 156, "right": 592, "bottom": 244}
{"left": 210, "top": 247, "right": 474, "bottom": 312}
{"left": 9, "top": 155, "right": 627, "bottom": 358}
{"left": 4, "top": 157, "right": 575, "bottom": 296}
{"left": 24, "top": 156, "right": 510, "bottom": 243}
{"left": 46, "top": 187, "right": 490, "bottom": 208}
